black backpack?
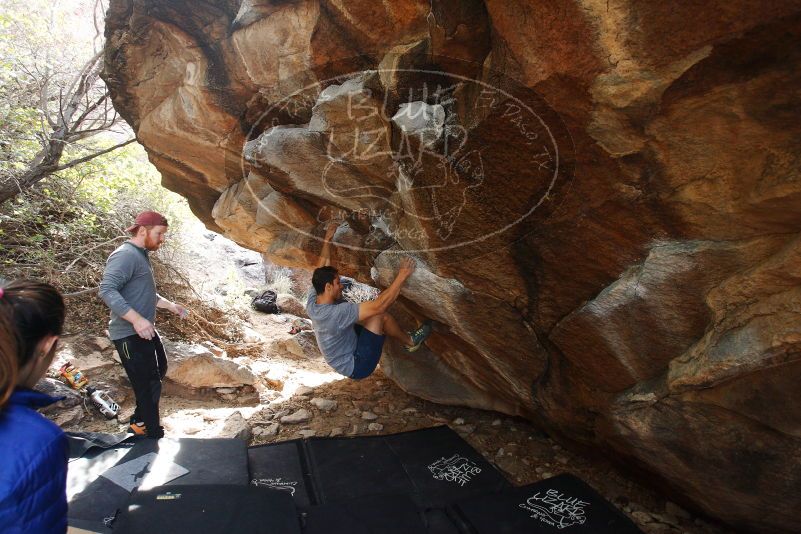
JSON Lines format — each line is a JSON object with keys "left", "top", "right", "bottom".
{"left": 251, "top": 290, "right": 278, "bottom": 314}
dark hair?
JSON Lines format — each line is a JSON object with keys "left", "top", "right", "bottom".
{"left": 0, "top": 310, "right": 17, "bottom": 408}
{"left": 0, "top": 280, "right": 65, "bottom": 369}
{"left": 312, "top": 266, "right": 338, "bottom": 295}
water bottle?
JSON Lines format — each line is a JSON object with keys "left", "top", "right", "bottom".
{"left": 85, "top": 386, "right": 120, "bottom": 419}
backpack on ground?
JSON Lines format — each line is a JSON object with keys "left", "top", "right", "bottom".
{"left": 251, "top": 290, "right": 278, "bottom": 314}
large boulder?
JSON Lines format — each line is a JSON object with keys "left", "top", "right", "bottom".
{"left": 165, "top": 342, "right": 256, "bottom": 388}
{"left": 103, "top": 1, "right": 801, "bottom": 531}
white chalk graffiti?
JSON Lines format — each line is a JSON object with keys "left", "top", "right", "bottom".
{"left": 251, "top": 477, "right": 298, "bottom": 496}
{"left": 428, "top": 454, "right": 482, "bottom": 487}
{"left": 518, "top": 488, "right": 590, "bottom": 529}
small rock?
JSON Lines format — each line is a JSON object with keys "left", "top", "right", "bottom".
{"left": 368, "top": 423, "right": 384, "bottom": 432}
{"left": 491, "top": 419, "right": 501, "bottom": 426}
{"left": 361, "top": 411, "right": 378, "bottom": 421}
{"left": 345, "top": 409, "right": 358, "bottom": 417}
{"left": 276, "top": 293, "right": 308, "bottom": 318}
{"left": 665, "top": 502, "right": 691, "bottom": 520}
{"left": 455, "top": 424, "right": 475, "bottom": 435}
{"left": 281, "top": 409, "right": 311, "bottom": 424}
{"left": 295, "top": 385, "right": 314, "bottom": 396}
{"left": 629, "top": 502, "right": 648, "bottom": 514}
{"left": 541, "top": 472, "right": 553, "bottom": 479}
{"left": 628, "top": 392, "right": 658, "bottom": 403}
{"left": 216, "top": 387, "right": 236, "bottom": 394}
{"left": 219, "top": 411, "right": 251, "bottom": 441}
{"left": 329, "top": 427, "right": 344, "bottom": 437}
{"left": 311, "top": 398, "right": 338, "bottom": 411}
{"left": 298, "top": 429, "right": 316, "bottom": 438}
{"left": 273, "top": 409, "right": 290, "bottom": 419}
{"left": 269, "top": 315, "right": 289, "bottom": 323}
{"left": 240, "top": 325, "right": 264, "bottom": 343}
{"left": 116, "top": 405, "right": 135, "bottom": 423}
{"left": 556, "top": 455, "right": 568, "bottom": 464}
{"left": 401, "top": 408, "right": 418, "bottom": 414}
{"left": 201, "top": 341, "right": 226, "bottom": 357}
{"left": 632, "top": 511, "right": 653, "bottom": 524}
{"left": 294, "top": 395, "right": 310, "bottom": 401}
{"left": 651, "top": 513, "right": 681, "bottom": 528}
{"left": 374, "top": 380, "right": 384, "bottom": 387}
{"left": 453, "top": 417, "right": 465, "bottom": 425}
{"left": 535, "top": 467, "right": 544, "bottom": 474}
{"left": 261, "top": 423, "right": 279, "bottom": 437}
{"left": 496, "top": 448, "right": 504, "bottom": 457}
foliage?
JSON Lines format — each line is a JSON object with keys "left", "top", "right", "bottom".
{"left": 265, "top": 265, "right": 296, "bottom": 295}
{"left": 0, "top": 142, "right": 190, "bottom": 292}
{"left": 0, "top": 0, "right": 131, "bottom": 204}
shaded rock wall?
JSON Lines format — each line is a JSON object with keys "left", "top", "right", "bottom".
{"left": 103, "top": 1, "right": 801, "bottom": 531}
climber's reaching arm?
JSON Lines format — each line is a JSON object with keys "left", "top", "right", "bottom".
{"left": 317, "top": 223, "right": 338, "bottom": 268}
{"left": 358, "top": 257, "right": 416, "bottom": 321}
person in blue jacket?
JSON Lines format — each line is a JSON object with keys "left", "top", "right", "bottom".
{"left": 0, "top": 280, "right": 68, "bottom": 533}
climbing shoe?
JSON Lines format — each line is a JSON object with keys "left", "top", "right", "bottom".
{"left": 405, "top": 320, "right": 433, "bottom": 352}
{"left": 129, "top": 422, "right": 147, "bottom": 436}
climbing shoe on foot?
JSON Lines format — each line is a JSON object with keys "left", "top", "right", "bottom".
{"left": 405, "top": 320, "right": 433, "bottom": 352}
{"left": 129, "top": 422, "right": 147, "bottom": 436}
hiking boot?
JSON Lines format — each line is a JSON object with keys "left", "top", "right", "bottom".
{"left": 405, "top": 320, "right": 433, "bottom": 352}
{"left": 129, "top": 422, "right": 147, "bottom": 436}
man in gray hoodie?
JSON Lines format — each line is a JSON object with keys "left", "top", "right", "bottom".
{"left": 99, "top": 211, "right": 187, "bottom": 438}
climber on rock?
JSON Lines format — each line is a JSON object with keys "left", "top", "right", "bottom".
{"left": 305, "top": 223, "right": 432, "bottom": 379}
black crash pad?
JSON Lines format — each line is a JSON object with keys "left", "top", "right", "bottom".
{"left": 248, "top": 425, "right": 510, "bottom": 509}
{"left": 68, "top": 438, "right": 249, "bottom": 530}
{"left": 112, "top": 484, "right": 301, "bottom": 534}
{"left": 301, "top": 493, "right": 428, "bottom": 534}
{"left": 454, "top": 473, "right": 644, "bottom": 533}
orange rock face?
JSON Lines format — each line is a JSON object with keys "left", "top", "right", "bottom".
{"left": 103, "top": 1, "right": 801, "bottom": 530}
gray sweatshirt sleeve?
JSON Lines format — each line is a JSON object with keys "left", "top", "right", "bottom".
{"left": 98, "top": 249, "right": 134, "bottom": 317}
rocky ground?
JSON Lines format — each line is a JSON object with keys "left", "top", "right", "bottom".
{"left": 44, "top": 222, "right": 731, "bottom": 534}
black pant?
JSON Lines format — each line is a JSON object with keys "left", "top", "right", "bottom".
{"left": 113, "top": 332, "right": 167, "bottom": 437}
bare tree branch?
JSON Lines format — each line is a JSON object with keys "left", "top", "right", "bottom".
{"left": 0, "top": 138, "right": 136, "bottom": 205}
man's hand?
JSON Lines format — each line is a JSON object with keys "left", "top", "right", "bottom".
{"left": 171, "top": 302, "right": 189, "bottom": 319}
{"left": 397, "top": 257, "right": 416, "bottom": 280}
{"left": 357, "top": 257, "right": 416, "bottom": 321}
{"left": 133, "top": 317, "right": 156, "bottom": 340}
{"left": 324, "top": 222, "right": 338, "bottom": 241}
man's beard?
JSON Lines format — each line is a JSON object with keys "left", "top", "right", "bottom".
{"left": 144, "top": 234, "right": 161, "bottom": 250}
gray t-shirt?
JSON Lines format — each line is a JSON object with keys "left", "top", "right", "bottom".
{"left": 305, "top": 289, "right": 359, "bottom": 377}
{"left": 99, "top": 242, "right": 158, "bottom": 340}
